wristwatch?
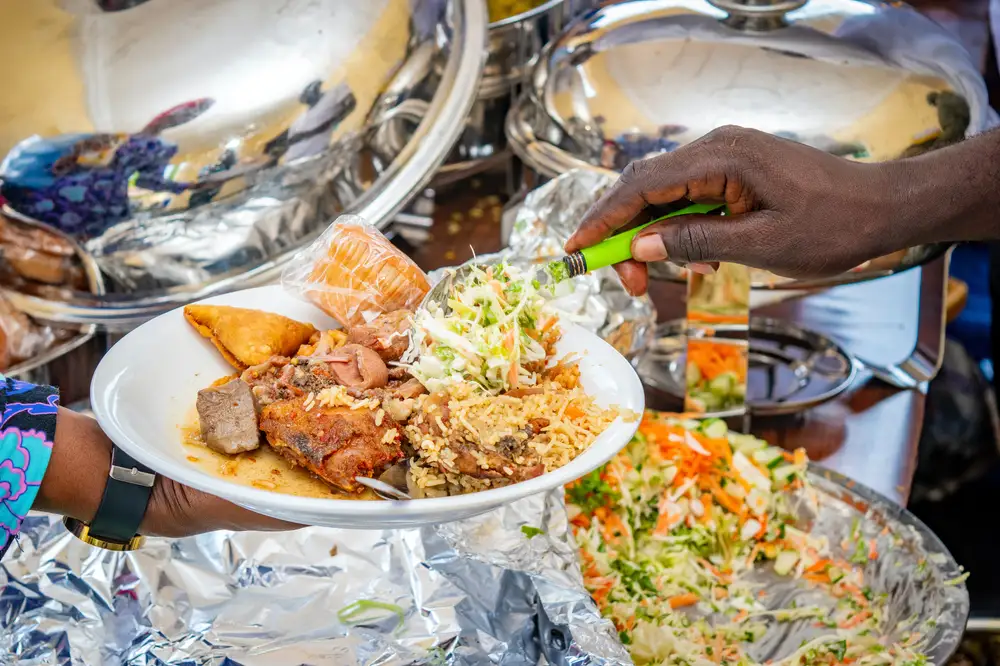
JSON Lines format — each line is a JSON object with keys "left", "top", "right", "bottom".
{"left": 64, "top": 446, "right": 156, "bottom": 551}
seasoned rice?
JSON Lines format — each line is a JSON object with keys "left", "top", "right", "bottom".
{"left": 403, "top": 365, "right": 636, "bottom": 496}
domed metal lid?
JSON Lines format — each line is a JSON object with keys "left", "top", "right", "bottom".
{"left": 508, "top": 0, "right": 993, "bottom": 177}
{"left": 0, "top": 0, "right": 486, "bottom": 330}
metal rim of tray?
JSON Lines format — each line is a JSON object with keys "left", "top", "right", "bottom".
{"left": 5, "top": 0, "right": 488, "bottom": 332}
{"left": 805, "top": 466, "right": 969, "bottom": 665}
{"left": 635, "top": 317, "right": 861, "bottom": 417}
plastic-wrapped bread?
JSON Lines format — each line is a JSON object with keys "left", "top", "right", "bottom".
{"left": 283, "top": 215, "right": 430, "bottom": 328}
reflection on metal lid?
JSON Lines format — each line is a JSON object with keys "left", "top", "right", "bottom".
{"left": 509, "top": 0, "right": 992, "bottom": 177}
{"left": 0, "top": 0, "right": 487, "bottom": 329}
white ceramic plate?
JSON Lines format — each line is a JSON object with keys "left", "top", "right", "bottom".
{"left": 91, "top": 286, "right": 645, "bottom": 528}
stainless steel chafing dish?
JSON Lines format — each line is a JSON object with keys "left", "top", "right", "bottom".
{"left": 0, "top": 0, "right": 487, "bottom": 331}
{"left": 506, "top": 0, "right": 994, "bottom": 290}
{"left": 436, "top": 0, "right": 597, "bottom": 184}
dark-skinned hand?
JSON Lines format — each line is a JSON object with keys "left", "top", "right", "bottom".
{"left": 566, "top": 125, "right": 915, "bottom": 296}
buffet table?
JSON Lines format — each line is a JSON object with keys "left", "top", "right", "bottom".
{"left": 416, "top": 174, "right": 944, "bottom": 506}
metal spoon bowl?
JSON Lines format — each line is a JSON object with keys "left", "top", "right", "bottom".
{"left": 355, "top": 476, "right": 413, "bottom": 501}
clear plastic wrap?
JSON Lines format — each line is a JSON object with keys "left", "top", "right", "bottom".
{"left": 282, "top": 214, "right": 430, "bottom": 328}
{"left": 0, "top": 292, "right": 55, "bottom": 370}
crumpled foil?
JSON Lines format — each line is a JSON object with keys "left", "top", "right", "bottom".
{"left": 0, "top": 492, "right": 628, "bottom": 666}
{"left": 0, "top": 466, "right": 967, "bottom": 665}
{"left": 439, "top": 169, "right": 656, "bottom": 358}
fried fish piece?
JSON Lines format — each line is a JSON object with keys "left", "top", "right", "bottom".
{"left": 184, "top": 304, "right": 317, "bottom": 370}
{"left": 260, "top": 398, "right": 405, "bottom": 493}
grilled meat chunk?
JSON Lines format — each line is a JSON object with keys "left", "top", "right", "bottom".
{"left": 448, "top": 439, "right": 545, "bottom": 482}
{"left": 196, "top": 379, "right": 260, "bottom": 454}
{"left": 346, "top": 310, "right": 411, "bottom": 362}
{"left": 259, "top": 398, "right": 405, "bottom": 493}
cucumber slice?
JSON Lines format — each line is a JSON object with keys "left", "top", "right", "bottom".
{"left": 709, "top": 373, "right": 736, "bottom": 396}
{"left": 771, "top": 464, "right": 799, "bottom": 486}
{"left": 686, "top": 362, "right": 702, "bottom": 388}
{"left": 701, "top": 418, "right": 728, "bottom": 439}
{"left": 752, "top": 448, "right": 784, "bottom": 469}
{"left": 730, "top": 434, "right": 766, "bottom": 454}
{"left": 773, "top": 550, "right": 799, "bottom": 576}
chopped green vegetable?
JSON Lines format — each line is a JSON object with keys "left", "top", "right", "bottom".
{"left": 337, "top": 599, "right": 406, "bottom": 630}
{"left": 521, "top": 525, "right": 545, "bottom": 539}
{"left": 546, "top": 259, "right": 571, "bottom": 284}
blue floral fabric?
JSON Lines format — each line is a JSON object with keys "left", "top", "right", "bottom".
{"left": 0, "top": 378, "right": 58, "bottom": 559}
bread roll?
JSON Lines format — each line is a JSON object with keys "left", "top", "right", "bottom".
{"left": 303, "top": 222, "right": 429, "bottom": 327}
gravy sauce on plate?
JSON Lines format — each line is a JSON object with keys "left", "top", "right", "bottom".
{"left": 181, "top": 420, "right": 377, "bottom": 501}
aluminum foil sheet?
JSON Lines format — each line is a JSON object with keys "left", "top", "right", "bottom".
{"left": 0, "top": 464, "right": 966, "bottom": 665}
{"left": 0, "top": 491, "right": 627, "bottom": 666}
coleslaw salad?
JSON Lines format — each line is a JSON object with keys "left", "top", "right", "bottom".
{"left": 567, "top": 414, "right": 945, "bottom": 666}
{"left": 407, "top": 263, "right": 560, "bottom": 393}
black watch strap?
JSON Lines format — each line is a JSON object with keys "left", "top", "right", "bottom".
{"left": 87, "top": 447, "right": 156, "bottom": 544}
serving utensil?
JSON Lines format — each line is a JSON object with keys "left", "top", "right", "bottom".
{"left": 355, "top": 476, "right": 413, "bottom": 501}
{"left": 422, "top": 202, "right": 726, "bottom": 315}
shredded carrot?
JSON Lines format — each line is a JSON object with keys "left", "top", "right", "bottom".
{"left": 806, "top": 559, "right": 832, "bottom": 574}
{"left": 838, "top": 610, "right": 872, "bottom": 629}
{"left": 868, "top": 539, "right": 879, "bottom": 560}
{"left": 687, "top": 339, "right": 748, "bottom": 382}
{"left": 669, "top": 593, "right": 700, "bottom": 609}
{"left": 565, "top": 404, "right": 585, "bottom": 420}
{"left": 570, "top": 513, "right": 591, "bottom": 529}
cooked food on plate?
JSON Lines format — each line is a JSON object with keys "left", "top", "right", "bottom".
{"left": 187, "top": 223, "right": 631, "bottom": 499}
{"left": 185, "top": 304, "right": 317, "bottom": 370}
{"left": 569, "top": 413, "right": 946, "bottom": 666}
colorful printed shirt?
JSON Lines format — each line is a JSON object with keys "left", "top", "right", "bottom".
{"left": 0, "top": 378, "right": 58, "bottom": 559}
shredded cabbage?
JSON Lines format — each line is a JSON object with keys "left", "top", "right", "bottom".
{"left": 568, "top": 415, "right": 939, "bottom": 666}
{"left": 408, "top": 263, "right": 558, "bottom": 393}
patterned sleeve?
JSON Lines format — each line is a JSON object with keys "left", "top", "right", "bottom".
{"left": 0, "top": 377, "right": 59, "bottom": 559}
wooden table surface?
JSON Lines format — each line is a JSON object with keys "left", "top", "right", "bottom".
{"left": 415, "top": 175, "right": 940, "bottom": 506}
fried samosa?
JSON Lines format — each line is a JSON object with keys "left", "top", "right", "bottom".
{"left": 184, "top": 304, "right": 317, "bottom": 370}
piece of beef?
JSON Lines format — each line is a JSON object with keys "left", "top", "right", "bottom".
{"left": 260, "top": 398, "right": 405, "bottom": 493}
{"left": 325, "top": 344, "right": 389, "bottom": 389}
{"left": 196, "top": 379, "right": 261, "bottom": 454}
{"left": 346, "top": 310, "right": 411, "bottom": 362}
{"left": 241, "top": 356, "right": 346, "bottom": 411}
{"left": 447, "top": 438, "right": 545, "bottom": 482}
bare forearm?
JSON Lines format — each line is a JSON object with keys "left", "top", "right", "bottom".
{"left": 34, "top": 408, "right": 109, "bottom": 523}
{"left": 34, "top": 408, "right": 296, "bottom": 537}
{"left": 888, "top": 128, "right": 1000, "bottom": 247}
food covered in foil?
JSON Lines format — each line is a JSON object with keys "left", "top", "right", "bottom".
{"left": 569, "top": 413, "right": 964, "bottom": 666}
{"left": 188, "top": 227, "right": 632, "bottom": 499}
{"left": 0, "top": 213, "right": 88, "bottom": 371}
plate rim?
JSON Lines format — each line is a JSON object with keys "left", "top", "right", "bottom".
{"left": 90, "top": 285, "right": 645, "bottom": 521}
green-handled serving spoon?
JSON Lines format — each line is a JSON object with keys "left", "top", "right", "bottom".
{"left": 422, "top": 202, "right": 725, "bottom": 312}
{"left": 545, "top": 202, "right": 725, "bottom": 283}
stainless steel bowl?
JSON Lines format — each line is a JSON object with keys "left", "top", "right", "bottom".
{"left": 0, "top": 0, "right": 487, "bottom": 331}
{"left": 506, "top": 0, "right": 991, "bottom": 289}
{"left": 437, "top": 0, "right": 597, "bottom": 184}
